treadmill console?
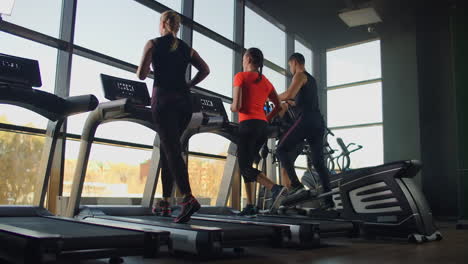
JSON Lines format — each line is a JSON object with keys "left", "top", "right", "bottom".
{"left": 100, "top": 74, "right": 151, "bottom": 106}
{"left": 191, "top": 92, "right": 229, "bottom": 123}
{"left": 0, "top": 53, "right": 42, "bottom": 88}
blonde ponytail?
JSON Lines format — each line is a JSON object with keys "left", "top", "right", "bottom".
{"left": 161, "top": 10, "right": 181, "bottom": 52}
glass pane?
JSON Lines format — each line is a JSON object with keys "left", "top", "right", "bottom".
{"left": 329, "top": 126, "right": 383, "bottom": 169}
{"left": 156, "top": 0, "right": 182, "bottom": 12}
{"left": 192, "top": 32, "right": 233, "bottom": 97}
{"left": 263, "top": 67, "right": 286, "bottom": 93}
{"left": 0, "top": 32, "right": 58, "bottom": 128}
{"left": 75, "top": 0, "right": 161, "bottom": 65}
{"left": 327, "top": 82, "right": 383, "bottom": 127}
{"left": 68, "top": 55, "right": 155, "bottom": 145}
{"left": 294, "top": 40, "right": 313, "bottom": 74}
{"left": 194, "top": 0, "right": 234, "bottom": 40}
{"left": 0, "top": 131, "right": 45, "bottom": 205}
{"left": 189, "top": 133, "right": 230, "bottom": 156}
{"left": 3, "top": 0, "right": 62, "bottom": 37}
{"left": 188, "top": 156, "right": 225, "bottom": 205}
{"left": 245, "top": 7, "right": 286, "bottom": 67}
{"left": 63, "top": 140, "right": 152, "bottom": 199}
{"left": 327, "top": 40, "right": 381, "bottom": 87}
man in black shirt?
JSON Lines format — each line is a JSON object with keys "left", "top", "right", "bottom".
{"left": 276, "top": 53, "right": 333, "bottom": 209}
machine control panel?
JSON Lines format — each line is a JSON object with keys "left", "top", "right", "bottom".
{"left": 100, "top": 74, "right": 151, "bottom": 106}
{"left": 0, "top": 53, "right": 42, "bottom": 88}
{"left": 191, "top": 92, "right": 229, "bottom": 123}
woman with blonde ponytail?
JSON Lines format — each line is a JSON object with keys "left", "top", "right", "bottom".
{"left": 137, "top": 10, "right": 210, "bottom": 223}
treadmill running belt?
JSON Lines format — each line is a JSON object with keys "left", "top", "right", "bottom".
{"left": 0, "top": 217, "right": 146, "bottom": 250}
{"left": 117, "top": 215, "right": 277, "bottom": 241}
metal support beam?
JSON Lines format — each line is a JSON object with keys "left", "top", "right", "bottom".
{"left": 228, "top": 0, "right": 246, "bottom": 208}
{"left": 33, "top": 120, "right": 64, "bottom": 207}
{"left": 44, "top": 0, "right": 77, "bottom": 213}
{"left": 141, "top": 136, "right": 162, "bottom": 208}
{"left": 285, "top": 31, "right": 295, "bottom": 88}
{"left": 315, "top": 48, "right": 328, "bottom": 122}
{"left": 181, "top": 0, "right": 194, "bottom": 81}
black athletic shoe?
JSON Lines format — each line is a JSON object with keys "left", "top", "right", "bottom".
{"left": 174, "top": 195, "right": 201, "bottom": 223}
{"left": 238, "top": 204, "right": 258, "bottom": 217}
{"left": 270, "top": 185, "right": 288, "bottom": 211}
{"left": 152, "top": 200, "right": 172, "bottom": 217}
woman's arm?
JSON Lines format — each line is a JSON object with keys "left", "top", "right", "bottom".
{"left": 231, "top": 86, "right": 242, "bottom": 112}
{"left": 188, "top": 49, "right": 210, "bottom": 87}
{"left": 136, "top": 40, "right": 154, "bottom": 80}
{"left": 266, "top": 89, "right": 282, "bottom": 122}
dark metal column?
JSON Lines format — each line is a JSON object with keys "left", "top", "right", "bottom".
{"left": 35, "top": 0, "right": 77, "bottom": 212}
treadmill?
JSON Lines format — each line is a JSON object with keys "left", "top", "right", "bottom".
{"left": 0, "top": 54, "right": 170, "bottom": 264}
{"left": 170, "top": 100, "right": 357, "bottom": 247}
{"left": 65, "top": 74, "right": 290, "bottom": 257}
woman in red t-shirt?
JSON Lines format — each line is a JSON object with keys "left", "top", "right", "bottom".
{"left": 231, "top": 47, "right": 287, "bottom": 215}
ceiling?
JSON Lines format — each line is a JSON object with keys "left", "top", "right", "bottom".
{"left": 248, "top": 0, "right": 377, "bottom": 50}
{"left": 249, "top": 0, "right": 459, "bottom": 50}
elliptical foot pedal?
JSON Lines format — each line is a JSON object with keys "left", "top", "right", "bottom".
{"left": 282, "top": 190, "right": 315, "bottom": 207}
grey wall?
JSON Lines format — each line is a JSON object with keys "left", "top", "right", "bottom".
{"left": 379, "top": 12, "right": 422, "bottom": 186}
{"left": 416, "top": 6, "right": 459, "bottom": 218}
{"left": 378, "top": 2, "right": 458, "bottom": 218}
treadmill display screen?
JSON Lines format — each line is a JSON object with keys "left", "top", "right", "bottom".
{"left": 191, "top": 92, "right": 228, "bottom": 121}
{"left": 0, "top": 53, "right": 42, "bottom": 88}
{"left": 100, "top": 74, "right": 151, "bottom": 106}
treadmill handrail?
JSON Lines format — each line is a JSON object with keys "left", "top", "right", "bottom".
{"left": 0, "top": 86, "right": 98, "bottom": 121}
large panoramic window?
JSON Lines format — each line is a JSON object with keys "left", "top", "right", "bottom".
{"left": 188, "top": 156, "right": 226, "bottom": 206}
{"left": 75, "top": 0, "right": 161, "bottom": 65}
{"left": 2, "top": 0, "right": 62, "bottom": 37}
{"left": 263, "top": 67, "right": 286, "bottom": 93}
{"left": 0, "top": 131, "right": 45, "bottom": 205}
{"left": 245, "top": 7, "right": 286, "bottom": 68}
{"left": 194, "top": 0, "right": 234, "bottom": 40}
{"left": 157, "top": 0, "right": 182, "bottom": 12}
{"left": 295, "top": 39, "right": 313, "bottom": 74}
{"left": 327, "top": 40, "right": 381, "bottom": 87}
{"left": 326, "top": 40, "right": 383, "bottom": 168}
{"left": 63, "top": 140, "right": 153, "bottom": 199}
{"left": 327, "top": 82, "right": 383, "bottom": 127}
{"left": 68, "top": 55, "right": 155, "bottom": 145}
{"left": 192, "top": 32, "right": 234, "bottom": 97}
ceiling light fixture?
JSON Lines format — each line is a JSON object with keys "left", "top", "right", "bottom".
{"left": 339, "top": 7, "right": 382, "bottom": 27}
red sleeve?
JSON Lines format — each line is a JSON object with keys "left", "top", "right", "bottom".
{"left": 233, "top": 72, "right": 244, "bottom": 87}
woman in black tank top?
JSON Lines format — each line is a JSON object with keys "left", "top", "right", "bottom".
{"left": 137, "top": 10, "right": 210, "bottom": 223}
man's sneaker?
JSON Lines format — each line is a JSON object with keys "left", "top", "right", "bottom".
{"left": 238, "top": 204, "right": 258, "bottom": 217}
{"left": 288, "top": 185, "right": 306, "bottom": 196}
{"left": 270, "top": 185, "right": 288, "bottom": 211}
{"left": 152, "top": 200, "right": 172, "bottom": 217}
{"left": 174, "top": 195, "right": 201, "bottom": 223}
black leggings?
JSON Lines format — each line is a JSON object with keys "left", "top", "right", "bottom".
{"left": 238, "top": 119, "right": 268, "bottom": 183}
{"left": 276, "top": 116, "right": 331, "bottom": 192}
{"left": 152, "top": 97, "right": 192, "bottom": 197}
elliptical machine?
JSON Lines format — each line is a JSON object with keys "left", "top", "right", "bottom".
{"left": 260, "top": 106, "right": 442, "bottom": 243}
